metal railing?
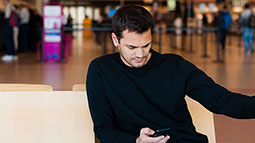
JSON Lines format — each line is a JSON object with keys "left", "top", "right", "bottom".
{"left": 42, "top": 26, "right": 237, "bottom": 63}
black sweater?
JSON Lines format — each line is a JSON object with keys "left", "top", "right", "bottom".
{"left": 86, "top": 50, "right": 255, "bottom": 143}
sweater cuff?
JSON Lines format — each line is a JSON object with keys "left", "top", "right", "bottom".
{"left": 247, "top": 96, "right": 255, "bottom": 118}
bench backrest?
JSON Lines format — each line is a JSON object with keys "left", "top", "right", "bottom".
{"left": 0, "top": 91, "right": 94, "bottom": 143}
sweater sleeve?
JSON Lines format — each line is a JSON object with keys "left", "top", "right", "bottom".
{"left": 182, "top": 59, "right": 255, "bottom": 119}
{"left": 86, "top": 61, "right": 137, "bottom": 143}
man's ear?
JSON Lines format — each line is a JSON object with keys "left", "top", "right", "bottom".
{"left": 111, "top": 33, "right": 119, "bottom": 47}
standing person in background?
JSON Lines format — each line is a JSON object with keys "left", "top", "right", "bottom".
{"left": 33, "top": 10, "right": 43, "bottom": 51}
{"left": 11, "top": 5, "right": 20, "bottom": 55}
{"left": 1, "top": 0, "right": 17, "bottom": 62}
{"left": 202, "top": 13, "right": 208, "bottom": 27}
{"left": 83, "top": 15, "right": 92, "bottom": 38}
{"left": 28, "top": 7, "right": 37, "bottom": 51}
{"left": 239, "top": 3, "right": 254, "bottom": 55}
{"left": 0, "top": 10, "right": 5, "bottom": 50}
{"left": 215, "top": 3, "right": 232, "bottom": 54}
{"left": 66, "top": 14, "right": 73, "bottom": 29}
{"left": 65, "top": 14, "right": 73, "bottom": 37}
{"left": 18, "top": 4, "right": 30, "bottom": 52}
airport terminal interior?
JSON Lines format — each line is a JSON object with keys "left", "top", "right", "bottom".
{"left": 0, "top": 0, "right": 255, "bottom": 143}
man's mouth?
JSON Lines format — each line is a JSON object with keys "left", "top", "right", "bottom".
{"left": 133, "top": 58, "right": 144, "bottom": 63}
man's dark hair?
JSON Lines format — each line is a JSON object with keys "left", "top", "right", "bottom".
{"left": 112, "top": 5, "right": 154, "bottom": 41}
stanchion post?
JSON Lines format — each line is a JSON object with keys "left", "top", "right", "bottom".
{"left": 60, "top": 31, "right": 65, "bottom": 62}
{"left": 228, "top": 31, "right": 232, "bottom": 45}
{"left": 103, "top": 32, "right": 107, "bottom": 55}
{"left": 40, "top": 41, "right": 43, "bottom": 62}
{"left": 169, "top": 31, "right": 173, "bottom": 49}
{"left": 202, "top": 28, "right": 209, "bottom": 58}
{"left": 216, "top": 29, "right": 221, "bottom": 62}
{"left": 238, "top": 27, "right": 242, "bottom": 47}
{"left": 189, "top": 27, "right": 193, "bottom": 53}
{"left": 158, "top": 27, "right": 162, "bottom": 53}
{"left": 238, "top": 32, "right": 242, "bottom": 47}
{"left": 181, "top": 28, "right": 185, "bottom": 51}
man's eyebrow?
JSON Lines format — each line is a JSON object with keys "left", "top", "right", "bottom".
{"left": 125, "top": 44, "right": 137, "bottom": 48}
{"left": 125, "top": 41, "right": 151, "bottom": 48}
{"left": 142, "top": 42, "right": 151, "bottom": 47}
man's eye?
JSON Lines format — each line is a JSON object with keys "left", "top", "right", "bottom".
{"left": 143, "top": 43, "right": 150, "bottom": 48}
{"left": 128, "top": 46, "right": 135, "bottom": 49}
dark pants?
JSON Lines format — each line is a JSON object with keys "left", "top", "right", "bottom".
{"left": 219, "top": 29, "right": 227, "bottom": 51}
{"left": 3, "top": 19, "right": 15, "bottom": 55}
{"left": 19, "top": 24, "right": 29, "bottom": 52}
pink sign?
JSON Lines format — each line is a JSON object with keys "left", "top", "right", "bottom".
{"left": 42, "top": 3, "right": 63, "bottom": 62}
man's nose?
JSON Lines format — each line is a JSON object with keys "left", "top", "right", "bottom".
{"left": 135, "top": 48, "right": 144, "bottom": 58}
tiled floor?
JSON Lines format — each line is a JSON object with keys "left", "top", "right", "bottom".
{"left": 0, "top": 31, "right": 254, "bottom": 142}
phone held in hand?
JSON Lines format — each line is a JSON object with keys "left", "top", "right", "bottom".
{"left": 151, "top": 128, "right": 171, "bottom": 137}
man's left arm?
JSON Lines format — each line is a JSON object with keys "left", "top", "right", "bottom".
{"left": 183, "top": 61, "right": 255, "bottom": 119}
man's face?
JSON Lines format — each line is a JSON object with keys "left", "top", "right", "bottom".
{"left": 112, "top": 29, "right": 152, "bottom": 68}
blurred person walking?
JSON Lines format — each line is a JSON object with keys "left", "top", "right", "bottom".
{"left": 215, "top": 3, "right": 232, "bottom": 54}
{"left": 239, "top": 3, "right": 254, "bottom": 55}
{"left": 18, "top": 4, "right": 30, "bottom": 52}
{"left": 1, "top": 0, "right": 17, "bottom": 62}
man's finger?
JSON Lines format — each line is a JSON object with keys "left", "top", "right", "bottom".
{"left": 141, "top": 127, "right": 154, "bottom": 136}
{"left": 141, "top": 135, "right": 165, "bottom": 143}
{"left": 158, "top": 135, "right": 170, "bottom": 143}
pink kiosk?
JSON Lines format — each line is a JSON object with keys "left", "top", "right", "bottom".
{"left": 41, "top": 2, "right": 64, "bottom": 62}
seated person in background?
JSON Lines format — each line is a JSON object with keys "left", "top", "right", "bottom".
{"left": 86, "top": 5, "right": 255, "bottom": 143}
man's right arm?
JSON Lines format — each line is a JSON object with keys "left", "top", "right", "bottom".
{"left": 86, "top": 61, "right": 137, "bottom": 143}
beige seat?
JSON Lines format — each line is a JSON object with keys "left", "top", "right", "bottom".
{"left": 0, "top": 84, "right": 53, "bottom": 91}
{"left": 185, "top": 96, "right": 216, "bottom": 143}
{"left": 72, "top": 84, "right": 86, "bottom": 91}
{"left": 72, "top": 84, "right": 100, "bottom": 143}
{"left": 0, "top": 91, "right": 94, "bottom": 143}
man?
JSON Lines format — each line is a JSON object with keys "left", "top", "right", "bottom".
{"left": 86, "top": 5, "right": 255, "bottom": 143}
{"left": 239, "top": 3, "right": 254, "bottom": 55}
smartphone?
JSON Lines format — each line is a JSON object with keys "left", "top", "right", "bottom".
{"left": 151, "top": 128, "right": 171, "bottom": 137}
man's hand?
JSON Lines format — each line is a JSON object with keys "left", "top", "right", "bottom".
{"left": 136, "top": 127, "right": 170, "bottom": 143}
